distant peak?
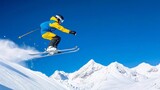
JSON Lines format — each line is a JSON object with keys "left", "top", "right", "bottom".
{"left": 51, "top": 70, "right": 68, "bottom": 80}
{"left": 108, "top": 61, "right": 123, "bottom": 67}
{"left": 107, "top": 62, "right": 127, "bottom": 69}
{"left": 106, "top": 62, "right": 130, "bottom": 75}
{"left": 140, "top": 62, "right": 151, "bottom": 65}
{"left": 69, "top": 59, "right": 104, "bottom": 79}
{"left": 137, "top": 62, "right": 152, "bottom": 68}
{"left": 84, "top": 59, "right": 105, "bottom": 68}
{"left": 87, "top": 59, "right": 96, "bottom": 65}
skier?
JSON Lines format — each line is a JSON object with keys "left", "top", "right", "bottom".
{"left": 40, "top": 14, "right": 76, "bottom": 54}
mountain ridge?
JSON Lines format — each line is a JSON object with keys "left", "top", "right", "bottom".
{"left": 51, "top": 59, "right": 160, "bottom": 90}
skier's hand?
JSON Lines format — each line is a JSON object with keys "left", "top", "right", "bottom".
{"left": 69, "top": 31, "right": 76, "bottom": 35}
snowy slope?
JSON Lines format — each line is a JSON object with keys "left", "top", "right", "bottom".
{"left": 0, "top": 39, "right": 68, "bottom": 90}
{"left": 51, "top": 59, "right": 160, "bottom": 90}
{"left": 132, "top": 62, "right": 160, "bottom": 78}
{"left": 0, "top": 59, "right": 68, "bottom": 90}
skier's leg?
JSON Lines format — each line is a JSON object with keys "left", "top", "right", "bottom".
{"left": 42, "top": 32, "right": 57, "bottom": 48}
{"left": 42, "top": 32, "right": 56, "bottom": 40}
{"left": 49, "top": 35, "right": 61, "bottom": 48}
{"left": 54, "top": 36, "right": 61, "bottom": 47}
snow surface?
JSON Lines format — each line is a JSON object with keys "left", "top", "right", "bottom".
{"left": 0, "top": 39, "right": 67, "bottom": 90}
{"left": 1, "top": 39, "right": 160, "bottom": 90}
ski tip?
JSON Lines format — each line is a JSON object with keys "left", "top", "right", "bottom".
{"left": 77, "top": 48, "right": 80, "bottom": 51}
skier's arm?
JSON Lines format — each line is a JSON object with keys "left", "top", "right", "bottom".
{"left": 49, "top": 22, "right": 70, "bottom": 34}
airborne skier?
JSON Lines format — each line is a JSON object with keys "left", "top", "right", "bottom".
{"left": 40, "top": 14, "right": 76, "bottom": 55}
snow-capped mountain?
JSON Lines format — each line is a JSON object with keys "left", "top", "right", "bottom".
{"left": 132, "top": 62, "right": 160, "bottom": 78}
{"left": 51, "top": 59, "right": 160, "bottom": 90}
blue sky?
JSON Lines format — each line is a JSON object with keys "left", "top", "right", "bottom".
{"left": 1, "top": 0, "right": 160, "bottom": 76}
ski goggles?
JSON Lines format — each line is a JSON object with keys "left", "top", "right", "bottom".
{"left": 55, "top": 15, "right": 64, "bottom": 24}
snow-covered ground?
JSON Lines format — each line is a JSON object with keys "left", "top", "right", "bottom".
{"left": 0, "top": 39, "right": 67, "bottom": 90}
{"left": 1, "top": 39, "right": 160, "bottom": 90}
{"left": 0, "top": 59, "right": 68, "bottom": 90}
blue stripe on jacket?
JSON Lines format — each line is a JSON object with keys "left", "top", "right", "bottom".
{"left": 40, "top": 20, "right": 55, "bottom": 35}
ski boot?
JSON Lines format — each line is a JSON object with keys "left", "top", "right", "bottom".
{"left": 46, "top": 46, "right": 58, "bottom": 55}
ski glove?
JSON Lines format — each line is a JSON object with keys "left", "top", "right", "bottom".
{"left": 69, "top": 31, "right": 76, "bottom": 35}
